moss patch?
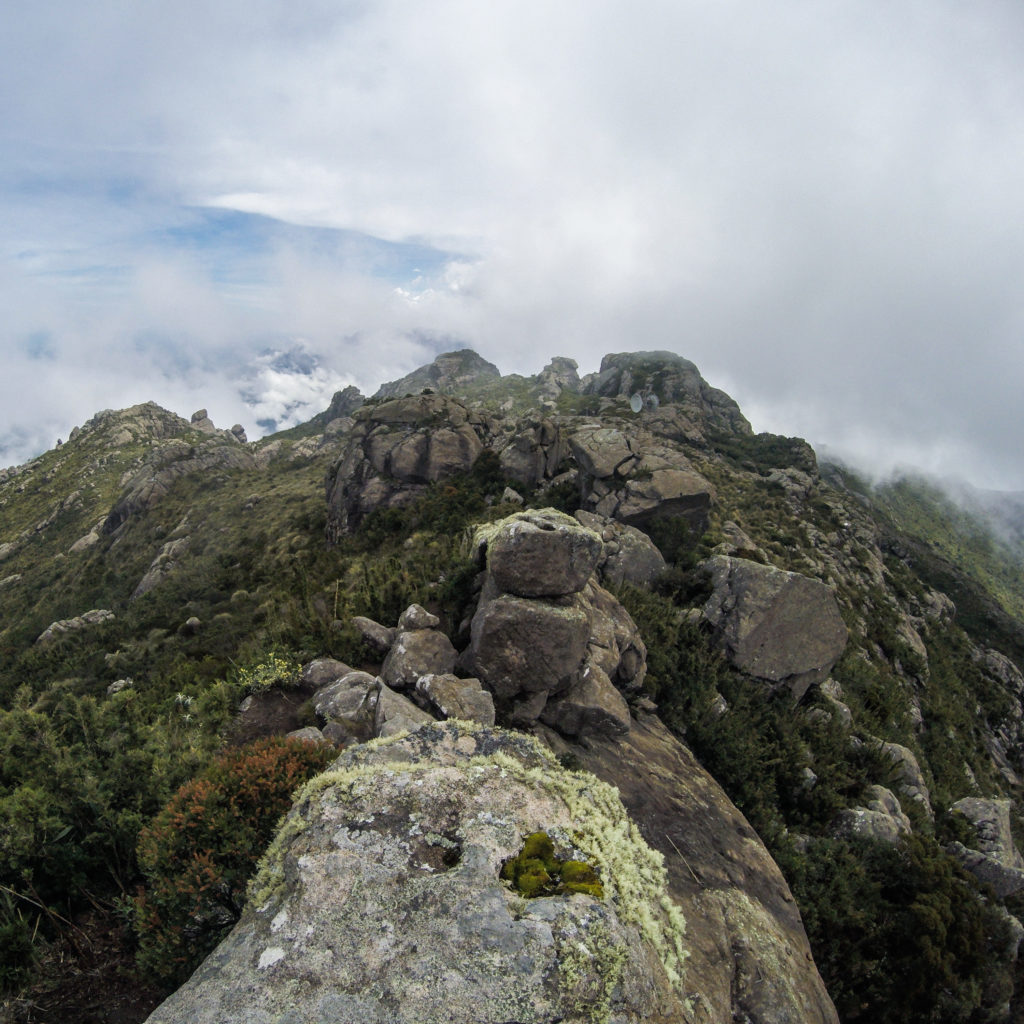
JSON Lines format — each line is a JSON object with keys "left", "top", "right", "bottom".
{"left": 500, "top": 831, "right": 604, "bottom": 899}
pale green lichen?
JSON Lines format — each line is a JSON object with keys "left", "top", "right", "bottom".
{"left": 246, "top": 725, "right": 687, "bottom": 990}
{"left": 558, "top": 920, "right": 629, "bottom": 1024}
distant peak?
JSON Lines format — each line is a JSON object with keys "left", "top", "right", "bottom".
{"left": 373, "top": 349, "right": 501, "bottom": 400}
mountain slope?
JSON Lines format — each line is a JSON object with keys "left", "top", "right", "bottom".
{"left": 1, "top": 350, "right": 1022, "bottom": 1023}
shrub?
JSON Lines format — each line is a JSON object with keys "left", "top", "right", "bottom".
{"left": 133, "top": 736, "right": 334, "bottom": 986}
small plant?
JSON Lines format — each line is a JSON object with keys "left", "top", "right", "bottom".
{"left": 133, "top": 736, "right": 333, "bottom": 986}
{"left": 500, "top": 831, "right": 603, "bottom": 899}
{"left": 234, "top": 651, "right": 301, "bottom": 695}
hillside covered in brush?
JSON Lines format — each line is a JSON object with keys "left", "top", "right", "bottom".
{"left": 2, "top": 350, "right": 1023, "bottom": 1023}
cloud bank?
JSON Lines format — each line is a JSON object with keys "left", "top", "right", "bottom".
{"left": 3, "top": 1, "right": 1024, "bottom": 487}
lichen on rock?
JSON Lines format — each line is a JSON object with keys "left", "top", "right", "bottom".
{"left": 146, "top": 721, "right": 688, "bottom": 1024}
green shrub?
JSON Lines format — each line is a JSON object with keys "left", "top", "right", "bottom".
{"left": 133, "top": 736, "right": 334, "bottom": 985}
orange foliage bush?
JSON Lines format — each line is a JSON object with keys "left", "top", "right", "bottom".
{"left": 133, "top": 736, "right": 334, "bottom": 985}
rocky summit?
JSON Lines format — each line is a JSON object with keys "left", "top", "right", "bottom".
{"left": 2, "top": 349, "right": 1024, "bottom": 1024}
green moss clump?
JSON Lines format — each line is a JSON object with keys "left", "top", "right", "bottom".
{"left": 500, "top": 831, "right": 604, "bottom": 900}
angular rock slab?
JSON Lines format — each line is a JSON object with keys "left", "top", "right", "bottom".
{"left": 702, "top": 555, "right": 848, "bottom": 699}
{"left": 144, "top": 723, "right": 688, "bottom": 1024}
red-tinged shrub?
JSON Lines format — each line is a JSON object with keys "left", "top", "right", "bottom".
{"left": 133, "top": 736, "right": 334, "bottom": 985}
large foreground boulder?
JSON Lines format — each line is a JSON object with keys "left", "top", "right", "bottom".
{"left": 144, "top": 722, "right": 689, "bottom": 1024}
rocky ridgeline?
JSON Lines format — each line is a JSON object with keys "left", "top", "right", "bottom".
{"left": 147, "top": 504, "right": 839, "bottom": 1024}
{"left": 323, "top": 351, "right": 737, "bottom": 542}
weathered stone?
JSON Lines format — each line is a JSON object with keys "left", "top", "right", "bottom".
{"left": 372, "top": 349, "right": 501, "bottom": 399}
{"left": 106, "top": 678, "right": 133, "bottom": 696}
{"left": 832, "top": 786, "right": 912, "bottom": 844}
{"left": 876, "top": 740, "right": 932, "bottom": 818}
{"left": 132, "top": 536, "right": 191, "bottom": 599}
{"left": 569, "top": 713, "right": 839, "bottom": 1024}
{"left": 397, "top": 603, "right": 440, "bottom": 631}
{"left": 351, "top": 616, "right": 396, "bottom": 655}
{"left": 583, "top": 350, "right": 752, "bottom": 437}
{"left": 466, "top": 594, "right": 590, "bottom": 706}
{"left": 285, "top": 726, "right": 328, "bottom": 745}
{"left": 312, "top": 672, "right": 379, "bottom": 743}
{"left": 300, "top": 658, "right": 352, "bottom": 688}
{"left": 374, "top": 681, "right": 436, "bottom": 737}
{"left": 143, "top": 723, "right": 688, "bottom": 1024}
{"left": 381, "top": 629, "right": 457, "bottom": 691}
{"left": 36, "top": 608, "right": 115, "bottom": 645}
{"left": 947, "top": 797, "right": 1024, "bottom": 896}
{"left": 540, "top": 663, "right": 632, "bottom": 739}
{"left": 416, "top": 674, "right": 495, "bottom": 726}
{"left": 574, "top": 509, "right": 667, "bottom": 587}
{"left": 481, "top": 509, "right": 602, "bottom": 598}
{"left": 702, "top": 555, "right": 848, "bottom": 699}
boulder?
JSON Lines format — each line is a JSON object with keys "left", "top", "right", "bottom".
{"left": 574, "top": 509, "right": 667, "bottom": 587}
{"left": 540, "top": 663, "right": 632, "bottom": 739}
{"left": 312, "top": 672, "right": 379, "bottom": 744}
{"left": 947, "top": 798, "right": 1024, "bottom": 896}
{"left": 398, "top": 603, "right": 440, "bottom": 631}
{"left": 351, "top": 615, "right": 396, "bottom": 655}
{"left": 374, "top": 682, "right": 435, "bottom": 737}
{"left": 876, "top": 740, "right": 932, "bottom": 818}
{"left": 416, "top": 674, "right": 495, "bottom": 726}
{"left": 481, "top": 509, "right": 603, "bottom": 598}
{"left": 701, "top": 556, "right": 848, "bottom": 699}
{"left": 143, "top": 723, "right": 688, "bottom": 1024}
{"left": 465, "top": 594, "right": 591, "bottom": 703}
{"left": 300, "top": 658, "right": 353, "bottom": 689}
{"left": 36, "top": 608, "right": 115, "bottom": 645}
{"left": 831, "top": 786, "right": 912, "bottom": 844}
{"left": 381, "top": 628, "right": 457, "bottom": 691}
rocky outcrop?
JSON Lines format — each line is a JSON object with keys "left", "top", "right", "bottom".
{"left": 875, "top": 740, "right": 933, "bottom": 819}
{"left": 574, "top": 509, "right": 667, "bottom": 587}
{"left": 144, "top": 722, "right": 690, "bottom": 1024}
{"left": 373, "top": 348, "right": 501, "bottom": 399}
{"left": 536, "top": 356, "right": 581, "bottom": 400}
{"left": 132, "top": 535, "right": 191, "bottom": 599}
{"left": 463, "top": 510, "right": 643, "bottom": 739}
{"left": 701, "top": 555, "right": 848, "bottom": 699}
{"left": 948, "top": 797, "right": 1024, "bottom": 897}
{"left": 36, "top": 608, "right": 115, "bottom": 645}
{"left": 477, "top": 507, "right": 603, "bottom": 598}
{"left": 566, "top": 712, "right": 839, "bottom": 1024}
{"left": 497, "top": 418, "right": 567, "bottom": 489}
{"left": 832, "top": 785, "right": 913, "bottom": 844}
{"left": 104, "top": 438, "right": 256, "bottom": 534}
{"left": 324, "top": 393, "right": 493, "bottom": 538}
{"left": 582, "top": 351, "right": 752, "bottom": 438}
{"left": 569, "top": 424, "right": 716, "bottom": 535}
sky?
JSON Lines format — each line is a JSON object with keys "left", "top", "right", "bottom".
{"left": 2, "top": 1, "right": 1024, "bottom": 489}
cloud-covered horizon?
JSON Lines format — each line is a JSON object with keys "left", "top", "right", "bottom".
{"left": 3, "top": 1, "right": 1024, "bottom": 489}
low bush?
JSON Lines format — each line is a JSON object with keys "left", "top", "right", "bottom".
{"left": 133, "top": 736, "right": 334, "bottom": 986}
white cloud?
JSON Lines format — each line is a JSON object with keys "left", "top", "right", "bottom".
{"left": 3, "top": 0, "right": 1024, "bottom": 486}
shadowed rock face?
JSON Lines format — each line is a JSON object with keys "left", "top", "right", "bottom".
{"left": 144, "top": 723, "right": 690, "bottom": 1024}
{"left": 566, "top": 714, "right": 840, "bottom": 1024}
